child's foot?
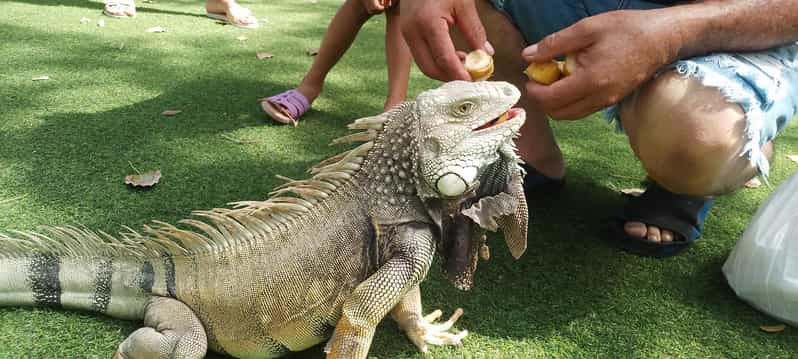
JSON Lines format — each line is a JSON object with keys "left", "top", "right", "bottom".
{"left": 261, "top": 89, "right": 312, "bottom": 126}
{"left": 103, "top": 0, "right": 136, "bottom": 18}
{"left": 205, "top": 0, "right": 259, "bottom": 29}
{"left": 383, "top": 97, "right": 405, "bottom": 112}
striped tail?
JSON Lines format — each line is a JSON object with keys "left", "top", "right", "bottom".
{"left": 0, "top": 254, "right": 169, "bottom": 320}
{"left": 0, "top": 227, "right": 179, "bottom": 320}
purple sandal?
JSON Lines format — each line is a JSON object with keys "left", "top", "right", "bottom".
{"left": 260, "top": 89, "right": 311, "bottom": 126}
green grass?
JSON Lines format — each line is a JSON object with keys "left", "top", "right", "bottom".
{"left": 1, "top": 0, "right": 798, "bottom": 357}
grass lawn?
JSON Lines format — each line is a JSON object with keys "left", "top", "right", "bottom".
{"left": 1, "top": 0, "right": 798, "bottom": 357}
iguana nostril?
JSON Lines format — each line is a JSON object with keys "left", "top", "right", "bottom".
{"left": 436, "top": 173, "right": 468, "bottom": 197}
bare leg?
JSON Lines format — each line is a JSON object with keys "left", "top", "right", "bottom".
{"left": 383, "top": 6, "right": 413, "bottom": 111}
{"left": 451, "top": 0, "right": 564, "bottom": 179}
{"left": 114, "top": 297, "right": 207, "bottom": 359}
{"left": 295, "top": 0, "right": 372, "bottom": 103}
{"left": 620, "top": 71, "right": 771, "bottom": 242}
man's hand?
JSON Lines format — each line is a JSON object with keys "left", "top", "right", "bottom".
{"left": 400, "top": 0, "right": 492, "bottom": 81}
{"left": 523, "top": 10, "right": 681, "bottom": 120}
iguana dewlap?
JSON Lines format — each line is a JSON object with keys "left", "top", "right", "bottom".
{"left": 0, "top": 81, "right": 528, "bottom": 359}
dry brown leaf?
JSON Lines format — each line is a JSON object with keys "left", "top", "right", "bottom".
{"left": 760, "top": 324, "right": 786, "bottom": 333}
{"left": 256, "top": 52, "right": 274, "bottom": 60}
{"left": 32, "top": 76, "right": 50, "bottom": 81}
{"left": 80, "top": 17, "right": 90, "bottom": 24}
{"left": 145, "top": 26, "right": 166, "bottom": 33}
{"left": 161, "top": 109, "right": 181, "bottom": 116}
{"left": 787, "top": 154, "right": 798, "bottom": 163}
{"left": 125, "top": 169, "right": 162, "bottom": 188}
{"left": 307, "top": 48, "right": 319, "bottom": 56}
{"left": 744, "top": 177, "right": 762, "bottom": 189}
{"left": 236, "top": 35, "right": 248, "bottom": 41}
{"left": 620, "top": 188, "right": 645, "bottom": 197}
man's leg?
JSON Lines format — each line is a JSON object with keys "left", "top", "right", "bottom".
{"left": 451, "top": 0, "right": 565, "bottom": 180}
{"left": 619, "top": 71, "right": 772, "bottom": 242}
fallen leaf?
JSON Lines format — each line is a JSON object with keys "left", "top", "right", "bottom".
{"left": 161, "top": 109, "right": 181, "bottom": 116}
{"left": 98, "top": 19, "right": 105, "bottom": 27}
{"left": 32, "top": 76, "right": 50, "bottom": 81}
{"left": 307, "top": 48, "right": 319, "bottom": 56}
{"left": 620, "top": 188, "right": 645, "bottom": 197}
{"left": 788, "top": 154, "right": 798, "bottom": 163}
{"left": 744, "top": 177, "right": 762, "bottom": 189}
{"left": 760, "top": 324, "right": 786, "bottom": 333}
{"left": 145, "top": 26, "right": 166, "bottom": 33}
{"left": 256, "top": 52, "right": 274, "bottom": 60}
{"left": 236, "top": 35, "right": 248, "bottom": 41}
{"left": 80, "top": 17, "right": 90, "bottom": 24}
{"left": 125, "top": 169, "right": 162, "bottom": 188}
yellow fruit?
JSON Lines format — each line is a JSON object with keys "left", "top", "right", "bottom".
{"left": 524, "top": 61, "right": 562, "bottom": 85}
{"left": 465, "top": 49, "right": 494, "bottom": 82}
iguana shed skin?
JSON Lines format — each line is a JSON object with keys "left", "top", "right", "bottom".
{"left": 0, "top": 81, "right": 528, "bottom": 358}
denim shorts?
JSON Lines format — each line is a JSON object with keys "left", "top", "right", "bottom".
{"left": 491, "top": 0, "right": 798, "bottom": 178}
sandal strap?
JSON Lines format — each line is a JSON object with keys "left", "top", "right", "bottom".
{"left": 620, "top": 183, "right": 713, "bottom": 241}
{"left": 267, "top": 89, "right": 311, "bottom": 119}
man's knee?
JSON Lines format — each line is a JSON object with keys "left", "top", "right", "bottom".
{"left": 620, "top": 71, "right": 756, "bottom": 195}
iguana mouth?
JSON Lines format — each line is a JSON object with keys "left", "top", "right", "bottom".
{"left": 474, "top": 108, "right": 524, "bottom": 131}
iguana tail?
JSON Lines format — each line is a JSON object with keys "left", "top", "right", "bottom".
{"left": 0, "top": 226, "right": 176, "bottom": 320}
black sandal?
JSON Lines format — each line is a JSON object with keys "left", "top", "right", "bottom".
{"left": 606, "top": 182, "right": 714, "bottom": 258}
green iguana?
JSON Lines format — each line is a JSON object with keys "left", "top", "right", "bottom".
{"left": 0, "top": 80, "right": 528, "bottom": 359}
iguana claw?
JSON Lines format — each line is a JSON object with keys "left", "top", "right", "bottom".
{"left": 406, "top": 308, "right": 468, "bottom": 353}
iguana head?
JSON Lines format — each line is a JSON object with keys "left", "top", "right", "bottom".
{"left": 415, "top": 80, "right": 525, "bottom": 199}
{"left": 412, "top": 81, "right": 528, "bottom": 290}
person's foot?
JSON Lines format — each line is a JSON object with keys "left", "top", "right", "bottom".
{"left": 104, "top": 0, "right": 136, "bottom": 18}
{"left": 295, "top": 83, "right": 322, "bottom": 106}
{"left": 624, "top": 221, "right": 677, "bottom": 244}
{"left": 607, "top": 183, "right": 713, "bottom": 257}
{"left": 205, "top": 0, "right": 259, "bottom": 29}
{"left": 383, "top": 97, "right": 405, "bottom": 112}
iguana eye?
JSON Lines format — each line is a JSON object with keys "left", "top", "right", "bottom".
{"left": 452, "top": 101, "right": 476, "bottom": 117}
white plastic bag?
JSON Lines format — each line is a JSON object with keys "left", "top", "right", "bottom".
{"left": 723, "top": 172, "right": 798, "bottom": 326}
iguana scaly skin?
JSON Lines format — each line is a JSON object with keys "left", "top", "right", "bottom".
{"left": 0, "top": 81, "right": 528, "bottom": 359}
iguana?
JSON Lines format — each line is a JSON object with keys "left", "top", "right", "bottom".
{"left": 0, "top": 80, "right": 528, "bottom": 359}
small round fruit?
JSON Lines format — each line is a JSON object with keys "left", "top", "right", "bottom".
{"left": 465, "top": 49, "right": 494, "bottom": 81}
{"left": 524, "top": 61, "right": 562, "bottom": 85}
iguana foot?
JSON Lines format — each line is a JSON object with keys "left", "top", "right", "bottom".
{"left": 404, "top": 308, "right": 468, "bottom": 353}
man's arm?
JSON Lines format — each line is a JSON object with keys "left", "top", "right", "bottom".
{"left": 670, "top": 1, "right": 798, "bottom": 58}
{"left": 524, "top": 1, "right": 798, "bottom": 120}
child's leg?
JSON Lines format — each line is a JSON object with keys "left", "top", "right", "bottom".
{"left": 384, "top": 6, "right": 412, "bottom": 111}
{"left": 297, "top": 0, "right": 372, "bottom": 102}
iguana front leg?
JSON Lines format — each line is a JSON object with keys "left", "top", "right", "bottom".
{"left": 391, "top": 286, "right": 468, "bottom": 353}
{"left": 325, "top": 222, "right": 436, "bottom": 359}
